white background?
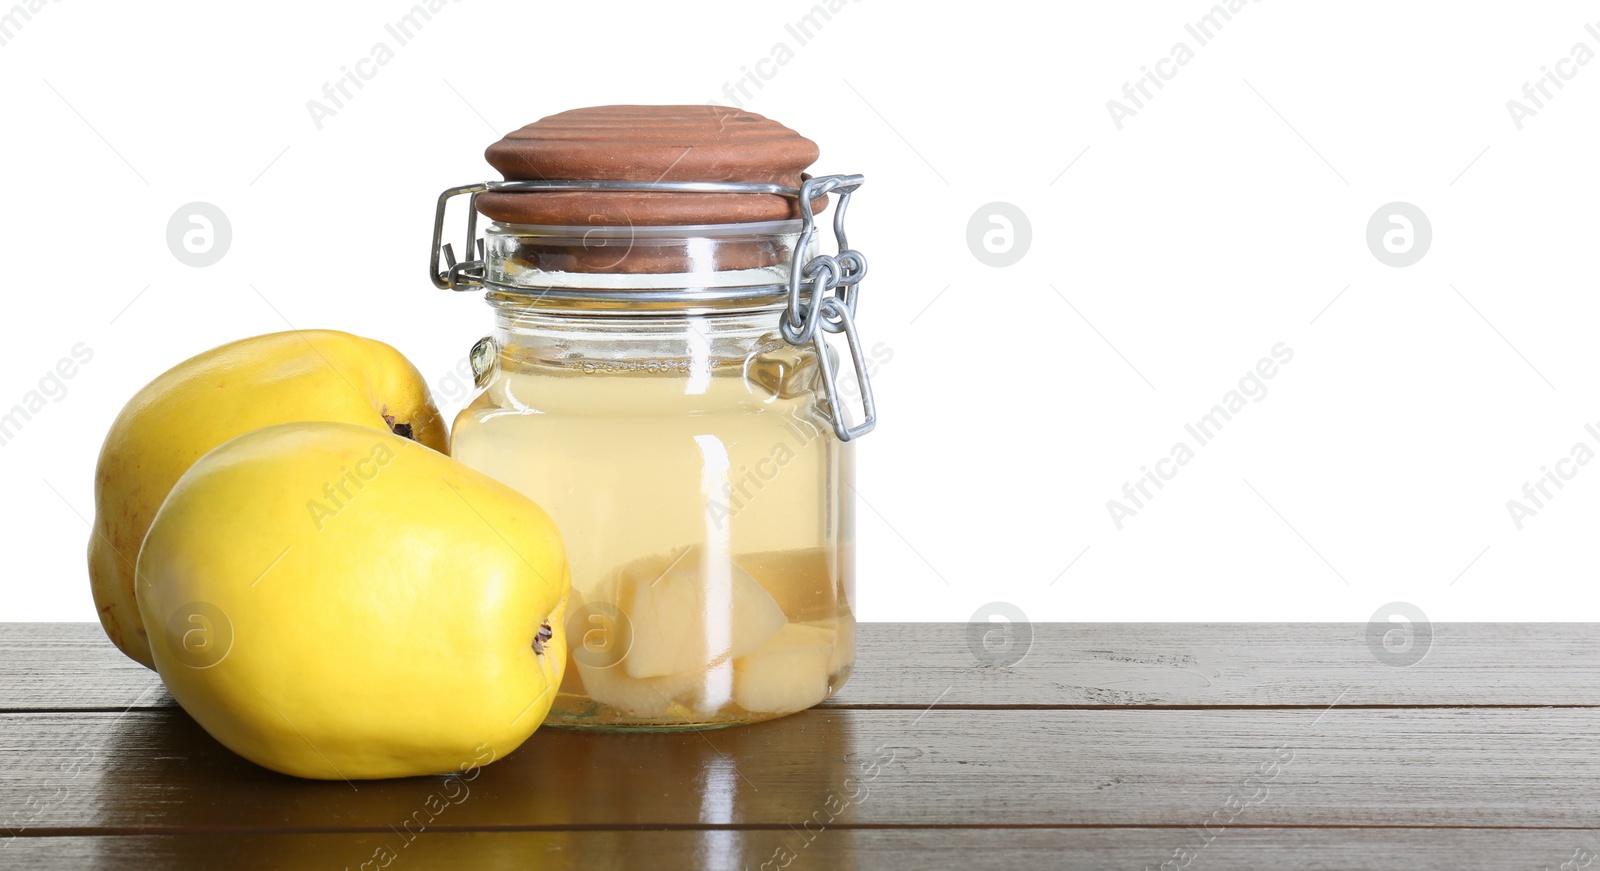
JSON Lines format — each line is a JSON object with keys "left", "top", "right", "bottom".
{"left": 2, "top": 0, "right": 1596, "bottom": 626}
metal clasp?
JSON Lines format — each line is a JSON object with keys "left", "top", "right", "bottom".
{"left": 430, "top": 183, "right": 489, "bottom": 291}
{"left": 780, "top": 174, "right": 875, "bottom": 442}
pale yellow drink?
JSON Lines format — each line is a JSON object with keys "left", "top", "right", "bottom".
{"left": 451, "top": 336, "right": 854, "bottom": 728}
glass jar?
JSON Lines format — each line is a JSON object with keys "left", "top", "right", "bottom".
{"left": 431, "top": 106, "right": 876, "bottom": 730}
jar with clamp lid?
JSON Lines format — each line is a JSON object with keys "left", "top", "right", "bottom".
{"left": 430, "top": 106, "right": 878, "bottom": 729}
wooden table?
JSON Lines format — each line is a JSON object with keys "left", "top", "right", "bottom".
{"left": 3, "top": 623, "right": 1598, "bottom": 869}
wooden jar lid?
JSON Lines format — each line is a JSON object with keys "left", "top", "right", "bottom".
{"left": 477, "top": 105, "right": 824, "bottom": 226}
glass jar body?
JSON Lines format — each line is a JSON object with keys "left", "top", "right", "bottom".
{"left": 451, "top": 298, "right": 855, "bottom": 729}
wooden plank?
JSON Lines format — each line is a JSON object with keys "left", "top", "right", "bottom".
{"left": 5, "top": 706, "right": 1600, "bottom": 832}
{"left": 6, "top": 622, "right": 1600, "bottom": 712}
{"left": 0, "top": 624, "right": 168, "bottom": 711}
{"left": 839, "top": 622, "right": 1600, "bottom": 708}
{"left": 6, "top": 828, "right": 1600, "bottom": 871}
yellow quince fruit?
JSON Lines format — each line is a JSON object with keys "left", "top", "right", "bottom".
{"left": 90, "top": 330, "right": 448, "bottom": 668}
{"left": 135, "top": 421, "right": 569, "bottom": 780}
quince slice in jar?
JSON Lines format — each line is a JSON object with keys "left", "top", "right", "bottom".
{"left": 565, "top": 585, "right": 732, "bottom": 719}
{"left": 578, "top": 658, "right": 733, "bottom": 719}
{"left": 801, "top": 613, "right": 854, "bottom": 678}
{"left": 617, "top": 546, "right": 787, "bottom": 680}
{"left": 733, "top": 622, "right": 836, "bottom": 714}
